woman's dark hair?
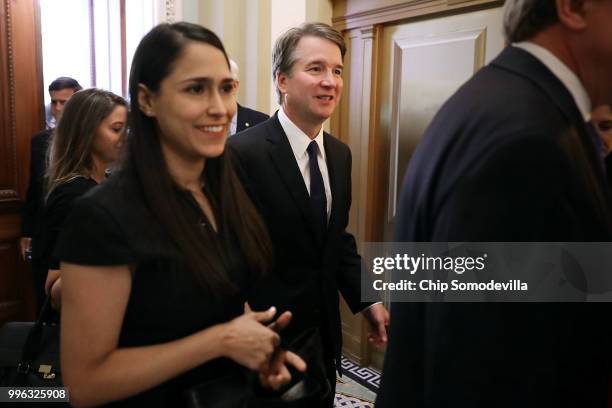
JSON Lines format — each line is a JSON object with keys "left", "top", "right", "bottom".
{"left": 126, "top": 22, "right": 272, "bottom": 294}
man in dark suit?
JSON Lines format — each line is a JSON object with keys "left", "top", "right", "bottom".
{"left": 21, "top": 76, "right": 82, "bottom": 308}
{"left": 376, "top": 1, "right": 612, "bottom": 407}
{"left": 234, "top": 103, "right": 269, "bottom": 134}
{"left": 228, "top": 59, "right": 269, "bottom": 135}
{"left": 228, "top": 23, "right": 388, "bottom": 407}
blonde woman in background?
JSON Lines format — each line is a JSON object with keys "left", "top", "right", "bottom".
{"left": 39, "top": 88, "right": 128, "bottom": 309}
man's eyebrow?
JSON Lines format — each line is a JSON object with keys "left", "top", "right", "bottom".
{"left": 305, "top": 59, "right": 344, "bottom": 69}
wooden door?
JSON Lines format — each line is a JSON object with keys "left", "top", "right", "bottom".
{"left": 379, "top": 6, "right": 505, "bottom": 240}
{"left": 0, "top": 0, "right": 45, "bottom": 324}
{"left": 332, "top": 0, "right": 505, "bottom": 370}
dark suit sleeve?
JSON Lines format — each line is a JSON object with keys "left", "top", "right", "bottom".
{"left": 21, "top": 133, "right": 48, "bottom": 236}
{"left": 248, "top": 109, "right": 269, "bottom": 125}
{"left": 236, "top": 106, "right": 270, "bottom": 133}
{"left": 433, "top": 135, "right": 579, "bottom": 241}
{"left": 335, "top": 149, "right": 377, "bottom": 314}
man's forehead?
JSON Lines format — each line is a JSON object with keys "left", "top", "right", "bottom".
{"left": 293, "top": 36, "right": 342, "bottom": 63}
{"left": 50, "top": 88, "right": 76, "bottom": 100}
{"left": 49, "top": 88, "right": 76, "bottom": 96}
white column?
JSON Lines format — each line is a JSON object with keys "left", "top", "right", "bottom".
{"left": 195, "top": 0, "right": 332, "bottom": 116}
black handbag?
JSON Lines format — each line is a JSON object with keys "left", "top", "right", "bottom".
{"left": 183, "top": 327, "right": 331, "bottom": 408}
{"left": 0, "top": 297, "right": 62, "bottom": 387}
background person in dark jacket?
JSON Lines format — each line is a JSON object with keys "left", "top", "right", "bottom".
{"left": 20, "top": 76, "right": 81, "bottom": 309}
{"left": 228, "top": 59, "right": 269, "bottom": 135}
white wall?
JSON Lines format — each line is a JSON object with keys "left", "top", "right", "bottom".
{"left": 197, "top": 0, "right": 333, "bottom": 116}
{"left": 181, "top": 0, "right": 199, "bottom": 23}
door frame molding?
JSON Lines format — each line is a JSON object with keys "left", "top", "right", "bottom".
{"left": 331, "top": 0, "right": 503, "bottom": 367}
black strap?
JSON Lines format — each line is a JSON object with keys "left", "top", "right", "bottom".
{"left": 21, "top": 296, "right": 54, "bottom": 365}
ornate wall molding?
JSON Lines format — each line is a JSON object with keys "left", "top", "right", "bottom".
{"left": 333, "top": 0, "right": 502, "bottom": 31}
{"left": 1, "top": 0, "right": 19, "bottom": 204}
{"left": 165, "top": 0, "right": 175, "bottom": 22}
{"left": 157, "top": 0, "right": 183, "bottom": 24}
{"left": 0, "top": 0, "right": 42, "bottom": 323}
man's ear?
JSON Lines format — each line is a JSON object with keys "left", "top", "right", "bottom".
{"left": 276, "top": 73, "right": 287, "bottom": 102}
{"left": 556, "top": 0, "right": 588, "bottom": 31}
{"left": 137, "top": 84, "right": 156, "bottom": 117}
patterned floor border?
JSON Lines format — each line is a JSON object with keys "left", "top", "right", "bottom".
{"left": 335, "top": 392, "right": 374, "bottom": 407}
{"left": 340, "top": 356, "right": 381, "bottom": 392}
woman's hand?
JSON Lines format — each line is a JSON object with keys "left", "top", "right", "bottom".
{"left": 19, "top": 237, "right": 31, "bottom": 260}
{"left": 259, "top": 310, "right": 307, "bottom": 390}
{"left": 221, "top": 307, "right": 281, "bottom": 371}
{"left": 45, "top": 269, "right": 61, "bottom": 294}
{"left": 45, "top": 269, "right": 62, "bottom": 310}
{"left": 49, "top": 277, "right": 62, "bottom": 310}
{"left": 259, "top": 349, "right": 307, "bottom": 390}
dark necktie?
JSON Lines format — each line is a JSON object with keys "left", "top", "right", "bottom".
{"left": 586, "top": 121, "right": 606, "bottom": 172}
{"left": 307, "top": 141, "right": 327, "bottom": 238}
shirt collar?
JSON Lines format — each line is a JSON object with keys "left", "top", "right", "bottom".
{"left": 513, "top": 42, "right": 591, "bottom": 121}
{"left": 278, "top": 107, "right": 326, "bottom": 160}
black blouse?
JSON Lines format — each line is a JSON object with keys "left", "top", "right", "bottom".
{"left": 55, "top": 169, "right": 249, "bottom": 407}
{"left": 40, "top": 176, "right": 98, "bottom": 271}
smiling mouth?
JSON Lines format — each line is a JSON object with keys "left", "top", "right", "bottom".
{"left": 316, "top": 96, "right": 333, "bottom": 101}
{"left": 196, "top": 125, "right": 226, "bottom": 133}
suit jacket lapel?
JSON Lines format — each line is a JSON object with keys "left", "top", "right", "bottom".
{"left": 265, "top": 114, "right": 322, "bottom": 245}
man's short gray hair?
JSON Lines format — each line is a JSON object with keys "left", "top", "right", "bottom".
{"left": 503, "top": 0, "right": 559, "bottom": 43}
{"left": 272, "top": 22, "right": 346, "bottom": 104}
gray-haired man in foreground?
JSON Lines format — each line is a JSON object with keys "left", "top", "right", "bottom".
{"left": 377, "top": 0, "right": 612, "bottom": 407}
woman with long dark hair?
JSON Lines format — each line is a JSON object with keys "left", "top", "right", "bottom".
{"left": 39, "top": 88, "right": 127, "bottom": 309}
{"left": 55, "top": 23, "right": 304, "bottom": 407}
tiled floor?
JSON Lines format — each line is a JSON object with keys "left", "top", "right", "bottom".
{"left": 334, "top": 393, "right": 374, "bottom": 407}
{"left": 335, "top": 374, "right": 376, "bottom": 407}
{"left": 341, "top": 356, "right": 381, "bottom": 391}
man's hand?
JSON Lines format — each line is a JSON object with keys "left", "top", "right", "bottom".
{"left": 19, "top": 237, "right": 31, "bottom": 260}
{"left": 362, "top": 303, "right": 389, "bottom": 347}
{"left": 259, "top": 310, "right": 307, "bottom": 390}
